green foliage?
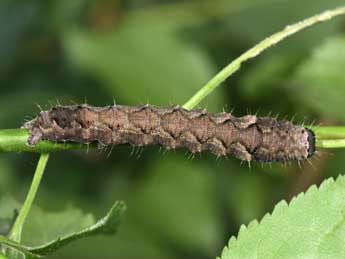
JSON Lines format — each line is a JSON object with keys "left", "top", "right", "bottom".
{"left": 0, "top": 197, "right": 125, "bottom": 258}
{"left": 27, "top": 201, "right": 126, "bottom": 257}
{"left": 22, "top": 205, "right": 95, "bottom": 247}
{"left": 63, "top": 18, "right": 224, "bottom": 110}
{"left": 294, "top": 36, "right": 345, "bottom": 121}
{"left": 1, "top": 1, "right": 345, "bottom": 259}
{"left": 225, "top": 171, "right": 274, "bottom": 224}
{"left": 219, "top": 175, "right": 345, "bottom": 259}
{"left": 0, "top": 235, "right": 37, "bottom": 259}
{"left": 128, "top": 155, "right": 221, "bottom": 255}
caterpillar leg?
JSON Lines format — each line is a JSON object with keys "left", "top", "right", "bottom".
{"left": 228, "top": 142, "right": 252, "bottom": 161}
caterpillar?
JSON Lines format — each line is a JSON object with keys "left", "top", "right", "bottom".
{"left": 23, "top": 105, "right": 315, "bottom": 163}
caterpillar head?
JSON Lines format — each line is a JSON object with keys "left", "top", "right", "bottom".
{"left": 252, "top": 118, "right": 315, "bottom": 162}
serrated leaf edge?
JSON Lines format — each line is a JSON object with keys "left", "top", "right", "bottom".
{"left": 0, "top": 201, "right": 126, "bottom": 258}
{"left": 219, "top": 175, "right": 343, "bottom": 259}
{"left": 28, "top": 201, "right": 126, "bottom": 256}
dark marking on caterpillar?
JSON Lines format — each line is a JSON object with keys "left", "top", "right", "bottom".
{"left": 23, "top": 105, "right": 315, "bottom": 163}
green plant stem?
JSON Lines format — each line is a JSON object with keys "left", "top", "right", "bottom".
{"left": 182, "top": 6, "right": 345, "bottom": 110}
{"left": 7, "top": 153, "right": 49, "bottom": 258}
{"left": 0, "top": 236, "right": 36, "bottom": 259}
{"left": 0, "top": 127, "right": 344, "bottom": 152}
{"left": 310, "top": 126, "right": 345, "bottom": 140}
{"left": 0, "top": 129, "right": 88, "bottom": 153}
{"left": 316, "top": 139, "right": 345, "bottom": 148}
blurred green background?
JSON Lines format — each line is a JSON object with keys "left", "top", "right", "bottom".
{"left": 1, "top": 0, "right": 345, "bottom": 258}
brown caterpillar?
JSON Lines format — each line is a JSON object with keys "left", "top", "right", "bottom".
{"left": 23, "top": 105, "right": 315, "bottom": 163}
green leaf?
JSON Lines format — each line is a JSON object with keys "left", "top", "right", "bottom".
{"left": 22, "top": 205, "right": 95, "bottom": 247}
{"left": 62, "top": 18, "right": 224, "bottom": 110}
{"left": 26, "top": 201, "right": 126, "bottom": 256}
{"left": 239, "top": 55, "right": 298, "bottom": 99}
{"left": 218, "top": 175, "right": 345, "bottom": 259}
{"left": 0, "top": 197, "right": 126, "bottom": 258}
{"left": 234, "top": 1, "right": 344, "bottom": 101}
{"left": 129, "top": 154, "right": 222, "bottom": 256}
{"left": 293, "top": 36, "right": 345, "bottom": 121}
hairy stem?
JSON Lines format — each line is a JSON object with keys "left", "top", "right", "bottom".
{"left": 7, "top": 153, "right": 49, "bottom": 258}
{"left": 182, "top": 6, "right": 345, "bottom": 110}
